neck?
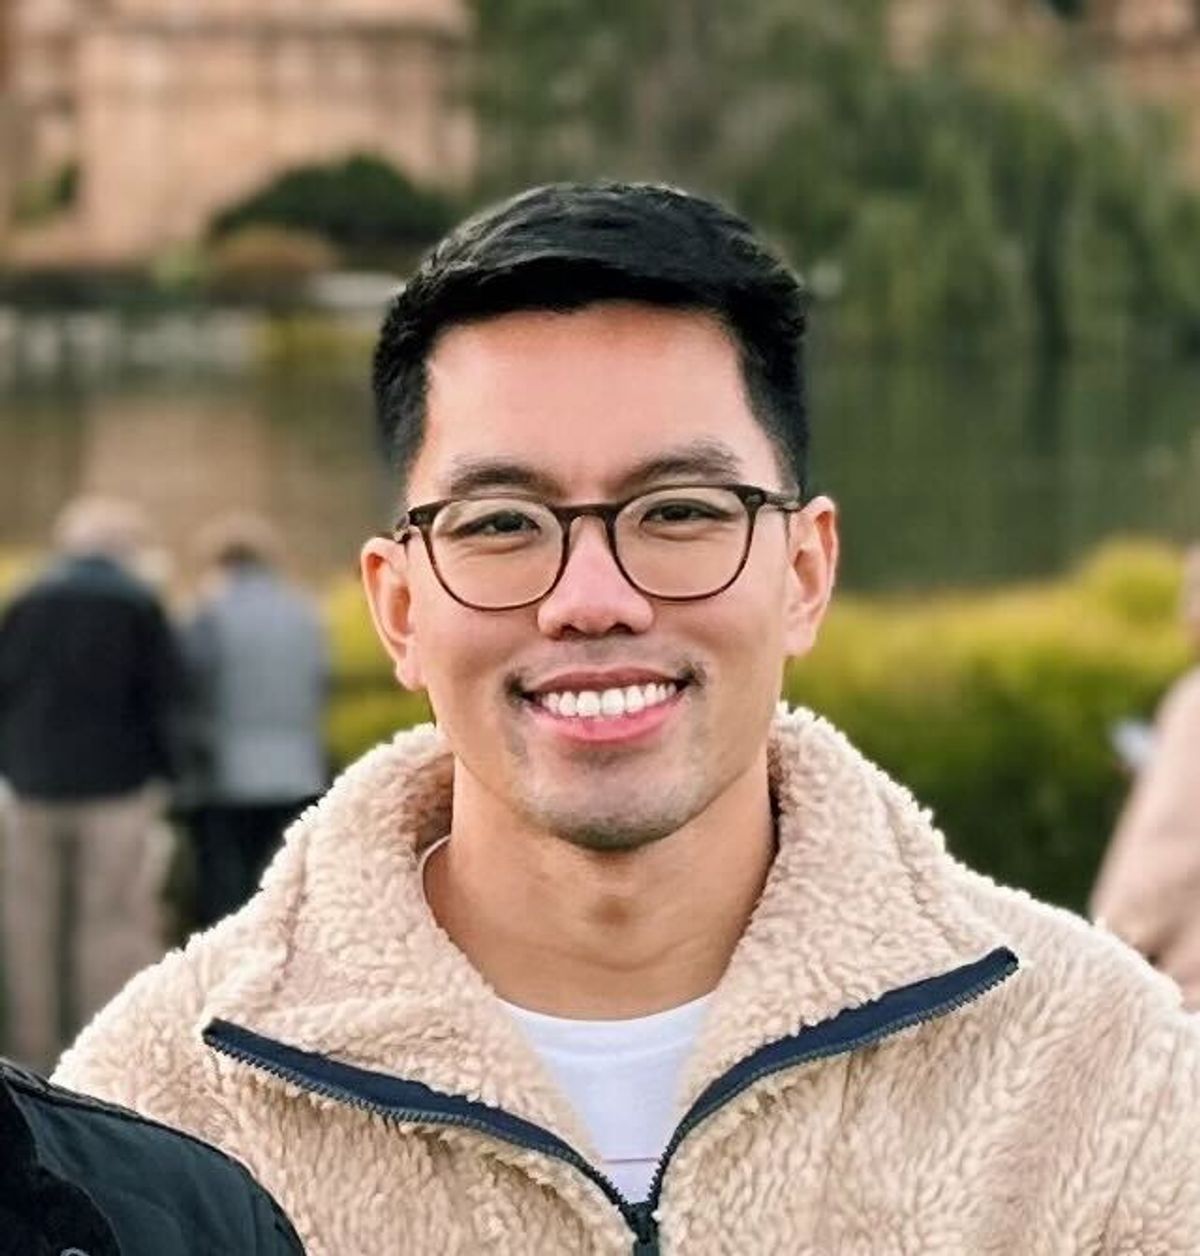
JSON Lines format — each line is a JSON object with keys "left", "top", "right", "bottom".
{"left": 424, "top": 753, "right": 776, "bottom": 1019}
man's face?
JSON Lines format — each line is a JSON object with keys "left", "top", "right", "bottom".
{"left": 363, "top": 302, "right": 837, "bottom": 852}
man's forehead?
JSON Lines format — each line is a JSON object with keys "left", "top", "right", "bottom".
{"left": 409, "top": 304, "right": 776, "bottom": 500}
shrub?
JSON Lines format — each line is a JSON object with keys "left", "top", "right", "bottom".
{"left": 785, "top": 540, "right": 1188, "bottom": 913}
{"left": 324, "top": 576, "right": 431, "bottom": 765}
{"left": 209, "top": 154, "right": 457, "bottom": 266}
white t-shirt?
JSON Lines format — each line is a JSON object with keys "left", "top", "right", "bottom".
{"left": 501, "top": 994, "right": 711, "bottom": 1202}
{"left": 417, "top": 837, "right": 711, "bottom": 1201}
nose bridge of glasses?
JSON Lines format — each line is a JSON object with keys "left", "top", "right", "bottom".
{"left": 559, "top": 505, "right": 623, "bottom": 571}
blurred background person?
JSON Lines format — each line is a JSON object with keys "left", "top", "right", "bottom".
{"left": 1091, "top": 544, "right": 1200, "bottom": 1007}
{"left": 0, "top": 497, "right": 183, "bottom": 1071}
{"left": 181, "top": 513, "right": 329, "bottom": 928}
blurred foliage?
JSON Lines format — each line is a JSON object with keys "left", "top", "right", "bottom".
{"left": 203, "top": 226, "right": 340, "bottom": 304}
{"left": 321, "top": 539, "right": 1190, "bottom": 914}
{"left": 209, "top": 154, "right": 458, "bottom": 267}
{"left": 470, "top": 0, "right": 1200, "bottom": 353}
{"left": 785, "top": 539, "right": 1188, "bottom": 912}
{"left": 150, "top": 242, "right": 207, "bottom": 295}
{"left": 253, "top": 313, "right": 377, "bottom": 368}
{"left": 0, "top": 551, "right": 34, "bottom": 599}
{"left": 12, "top": 162, "right": 79, "bottom": 226}
{"left": 0, "top": 266, "right": 190, "bottom": 310}
{"left": 324, "top": 575, "right": 432, "bottom": 764}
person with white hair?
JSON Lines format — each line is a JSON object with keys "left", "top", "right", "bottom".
{"left": 0, "top": 495, "right": 184, "bottom": 1070}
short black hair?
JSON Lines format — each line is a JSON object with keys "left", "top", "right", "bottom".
{"left": 372, "top": 181, "right": 810, "bottom": 501}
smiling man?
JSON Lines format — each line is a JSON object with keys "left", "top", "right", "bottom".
{"left": 57, "top": 183, "right": 1200, "bottom": 1254}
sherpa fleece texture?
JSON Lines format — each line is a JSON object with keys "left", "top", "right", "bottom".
{"left": 56, "top": 708, "right": 1200, "bottom": 1254}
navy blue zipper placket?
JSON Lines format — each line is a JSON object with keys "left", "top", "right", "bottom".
{"left": 639, "top": 945, "right": 1019, "bottom": 1220}
{"left": 203, "top": 1017, "right": 650, "bottom": 1245}
{"left": 205, "top": 945, "right": 1017, "bottom": 1256}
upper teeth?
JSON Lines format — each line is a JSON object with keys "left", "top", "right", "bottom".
{"left": 538, "top": 682, "right": 678, "bottom": 718}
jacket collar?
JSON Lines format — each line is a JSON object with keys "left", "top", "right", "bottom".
{"left": 200, "top": 707, "right": 1013, "bottom": 1147}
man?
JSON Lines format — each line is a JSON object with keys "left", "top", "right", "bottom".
{"left": 1091, "top": 543, "right": 1200, "bottom": 1006}
{"left": 0, "top": 497, "right": 182, "bottom": 1071}
{"left": 181, "top": 513, "right": 328, "bottom": 927}
{"left": 0, "top": 1056, "right": 305, "bottom": 1254}
{"left": 56, "top": 184, "right": 1200, "bottom": 1253}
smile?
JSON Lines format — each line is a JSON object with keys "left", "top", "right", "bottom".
{"left": 520, "top": 675, "right": 691, "bottom": 745}
{"left": 532, "top": 681, "right": 680, "bottom": 719}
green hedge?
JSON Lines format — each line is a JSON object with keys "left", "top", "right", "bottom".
{"left": 325, "top": 541, "right": 1190, "bottom": 915}
{"left": 324, "top": 575, "right": 432, "bottom": 757}
{"left": 785, "top": 542, "right": 1187, "bottom": 912}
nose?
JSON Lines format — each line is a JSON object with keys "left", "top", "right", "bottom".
{"left": 536, "top": 516, "right": 654, "bottom": 637}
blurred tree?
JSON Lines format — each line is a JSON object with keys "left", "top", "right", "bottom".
{"left": 469, "top": 0, "right": 1200, "bottom": 354}
{"left": 209, "top": 154, "right": 458, "bottom": 267}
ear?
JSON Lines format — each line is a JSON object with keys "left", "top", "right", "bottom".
{"left": 360, "top": 536, "right": 426, "bottom": 692}
{"left": 782, "top": 495, "right": 839, "bottom": 658}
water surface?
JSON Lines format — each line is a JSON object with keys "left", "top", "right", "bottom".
{"left": 1, "top": 328, "right": 1197, "bottom": 593}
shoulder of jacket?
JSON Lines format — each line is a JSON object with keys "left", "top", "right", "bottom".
{"left": 53, "top": 900, "right": 271, "bottom": 1099}
{"left": 952, "top": 864, "right": 1191, "bottom": 1035}
{"left": 34, "top": 565, "right": 161, "bottom": 612}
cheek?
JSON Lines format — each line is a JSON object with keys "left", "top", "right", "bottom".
{"left": 412, "top": 600, "right": 518, "bottom": 716}
{"left": 690, "top": 577, "right": 789, "bottom": 693}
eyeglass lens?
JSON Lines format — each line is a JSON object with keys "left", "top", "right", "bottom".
{"left": 428, "top": 486, "right": 752, "bottom": 608}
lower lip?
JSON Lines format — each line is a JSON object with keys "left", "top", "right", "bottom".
{"left": 523, "top": 688, "right": 687, "bottom": 744}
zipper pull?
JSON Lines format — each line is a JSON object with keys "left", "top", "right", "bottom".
{"left": 628, "top": 1201, "right": 660, "bottom": 1255}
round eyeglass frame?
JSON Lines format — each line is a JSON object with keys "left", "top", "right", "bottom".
{"left": 388, "top": 482, "right": 804, "bottom": 612}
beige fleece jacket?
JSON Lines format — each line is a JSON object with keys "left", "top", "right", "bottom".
{"left": 56, "top": 708, "right": 1200, "bottom": 1255}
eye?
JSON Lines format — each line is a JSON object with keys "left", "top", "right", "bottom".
{"left": 449, "top": 508, "right": 543, "bottom": 539}
{"left": 646, "top": 501, "right": 716, "bottom": 522}
{"left": 640, "top": 498, "right": 734, "bottom": 525}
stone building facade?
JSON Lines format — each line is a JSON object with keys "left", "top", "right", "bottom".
{"left": 5, "top": 0, "right": 1200, "bottom": 264}
{"left": 0, "top": 0, "right": 472, "bottom": 262}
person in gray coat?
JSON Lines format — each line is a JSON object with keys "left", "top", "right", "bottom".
{"left": 182, "top": 514, "right": 329, "bottom": 927}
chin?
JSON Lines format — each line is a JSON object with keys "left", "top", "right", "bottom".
{"left": 523, "top": 792, "right": 700, "bottom": 854}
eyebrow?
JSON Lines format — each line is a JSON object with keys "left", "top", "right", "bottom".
{"left": 438, "top": 440, "right": 747, "bottom": 500}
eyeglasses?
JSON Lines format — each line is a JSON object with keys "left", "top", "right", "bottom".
{"left": 391, "top": 482, "right": 802, "bottom": 611}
